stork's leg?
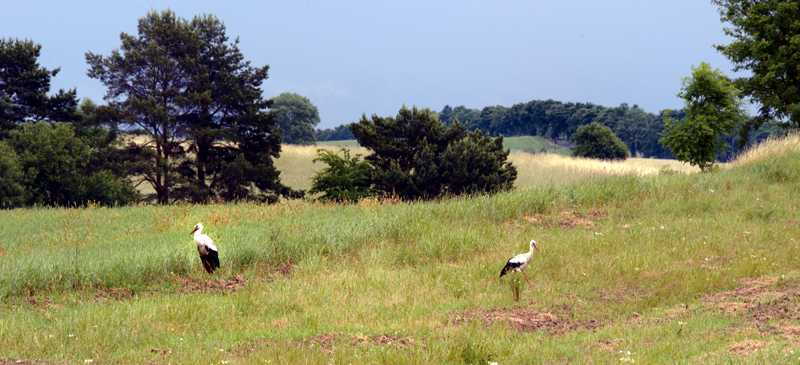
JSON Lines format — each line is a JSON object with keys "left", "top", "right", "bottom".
{"left": 523, "top": 271, "right": 531, "bottom": 286}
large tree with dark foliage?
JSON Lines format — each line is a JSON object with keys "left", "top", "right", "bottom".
{"left": 87, "top": 11, "right": 294, "bottom": 203}
{"left": 713, "top": 0, "right": 800, "bottom": 134}
{"left": 661, "top": 63, "right": 746, "bottom": 171}
{"left": 270, "top": 92, "right": 320, "bottom": 145}
{"left": 352, "top": 107, "right": 516, "bottom": 200}
{"left": 0, "top": 38, "right": 79, "bottom": 136}
{"left": 572, "top": 122, "right": 629, "bottom": 160}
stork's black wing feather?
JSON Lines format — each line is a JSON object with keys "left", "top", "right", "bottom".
{"left": 207, "top": 248, "right": 220, "bottom": 272}
{"left": 199, "top": 247, "right": 220, "bottom": 274}
{"left": 499, "top": 260, "right": 523, "bottom": 278}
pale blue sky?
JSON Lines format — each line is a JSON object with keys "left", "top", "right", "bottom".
{"left": 2, "top": 1, "right": 731, "bottom": 128}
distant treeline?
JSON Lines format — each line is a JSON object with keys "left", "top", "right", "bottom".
{"left": 316, "top": 124, "right": 355, "bottom": 141}
{"left": 316, "top": 101, "right": 676, "bottom": 158}
{"left": 317, "top": 100, "right": 779, "bottom": 160}
{"left": 438, "top": 101, "right": 673, "bottom": 158}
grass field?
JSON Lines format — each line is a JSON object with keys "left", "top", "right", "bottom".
{"left": 2, "top": 136, "right": 799, "bottom": 364}
{"left": 500, "top": 136, "right": 572, "bottom": 155}
{"left": 277, "top": 144, "right": 694, "bottom": 191}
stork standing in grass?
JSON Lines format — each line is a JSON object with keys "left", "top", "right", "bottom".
{"left": 191, "top": 223, "right": 220, "bottom": 274}
{"left": 499, "top": 239, "right": 538, "bottom": 283}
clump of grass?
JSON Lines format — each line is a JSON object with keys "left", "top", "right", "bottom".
{"left": 509, "top": 276, "right": 523, "bottom": 302}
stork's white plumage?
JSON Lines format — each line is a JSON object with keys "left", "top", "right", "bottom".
{"left": 191, "top": 223, "right": 219, "bottom": 273}
{"left": 499, "top": 239, "right": 538, "bottom": 279}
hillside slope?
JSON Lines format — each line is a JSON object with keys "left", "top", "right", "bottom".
{"left": 1, "top": 136, "right": 799, "bottom": 364}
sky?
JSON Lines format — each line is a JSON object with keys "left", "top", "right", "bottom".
{"left": 2, "top": 1, "right": 733, "bottom": 128}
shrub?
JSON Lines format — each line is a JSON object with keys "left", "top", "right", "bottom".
{"left": 8, "top": 122, "right": 137, "bottom": 206}
{"left": 310, "top": 148, "right": 373, "bottom": 202}
{"left": 0, "top": 141, "right": 25, "bottom": 208}
{"left": 440, "top": 131, "right": 516, "bottom": 195}
{"left": 351, "top": 106, "right": 516, "bottom": 200}
{"left": 572, "top": 122, "right": 629, "bottom": 160}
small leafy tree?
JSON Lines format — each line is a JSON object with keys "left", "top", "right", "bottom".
{"left": 309, "top": 149, "right": 373, "bottom": 202}
{"left": 9, "top": 122, "right": 137, "bottom": 206}
{"left": 351, "top": 106, "right": 516, "bottom": 200}
{"left": 661, "top": 63, "right": 746, "bottom": 171}
{"left": 0, "top": 141, "right": 25, "bottom": 208}
{"left": 572, "top": 122, "right": 629, "bottom": 160}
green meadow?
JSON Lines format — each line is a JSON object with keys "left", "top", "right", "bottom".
{"left": 1, "top": 136, "right": 799, "bottom": 364}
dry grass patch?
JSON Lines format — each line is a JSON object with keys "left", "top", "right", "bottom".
{"left": 705, "top": 275, "right": 800, "bottom": 344}
{"left": 733, "top": 133, "right": 800, "bottom": 166}
{"left": 595, "top": 338, "right": 624, "bottom": 352}
{"left": 233, "top": 333, "right": 414, "bottom": 358}
{"left": 175, "top": 274, "right": 247, "bottom": 293}
{"left": 94, "top": 287, "right": 135, "bottom": 302}
{"left": 510, "top": 209, "right": 605, "bottom": 230}
{"left": 728, "top": 339, "right": 767, "bottom": 356}
{"left": 510, "top": 153, "right": 697, "bottom": 177}
{"left": 452, "top": 307, "right": 599, "bottom": 335}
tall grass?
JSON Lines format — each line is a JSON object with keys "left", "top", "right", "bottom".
{"left": 732, "top": 132, "right": 800, "bottom": 166}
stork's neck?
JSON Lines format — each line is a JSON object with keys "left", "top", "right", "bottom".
{"left": 193, "top": 229, "right": 203, "bottom": 238}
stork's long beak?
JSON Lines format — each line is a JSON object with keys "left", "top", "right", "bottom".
{"left": 190, "top": 227, "right": 198, "bottom": 235}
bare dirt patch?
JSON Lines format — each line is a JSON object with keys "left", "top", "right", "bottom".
{"left": 351, "top": 334, "right": 414, "bottom": 347}
{"left": 305, "top": 333, "right": 414, "bottom": 353}
{"left": 233, "top": 332, "right": 414, "bottom": 357}
{"left": 150, "top": 347, "right": 173, "bottom": 357}
{"left": 599, "top": 283, "right": 647, "bottom": 304}
{"left": 306, "top": 334, "right": 337, "bottom": 354}
{"left": 94, "top": 287, "right": 134, "bottom": 302}
{"left": 452, "top": 308, "right": 599, "bottom": 335}
{"left": 728, "top": 339, "right": 766, "bottom": 356}
{"left": 705, "top": 275, "right": 800, "bottom": 341}
{"left": 516, "top": 209, "right": 605, "bottom": 230}
{"left": 24, "top": 296, "right": 54, "bottom": 309}
{"left": 177, "top": 274, "right": 246, "bottom": 293}
{"left": 276, "top": 260, "right": 294, "bottom": 277}
{"left": 595, "top": 338, "right": 623, "bottom": 352}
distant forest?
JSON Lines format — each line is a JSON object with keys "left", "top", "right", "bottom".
{"left": 316, "top": 99, "right": 777, "bottom": 159}
{"left": 317, "top": 100, "right": 677, "bottom": 158}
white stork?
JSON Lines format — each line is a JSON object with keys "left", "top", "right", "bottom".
{"left": 499, "top": 239, "right": 538, "bottom": 282}
{"left": 191, "top": 223, "right": 220, "bottom": 274}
